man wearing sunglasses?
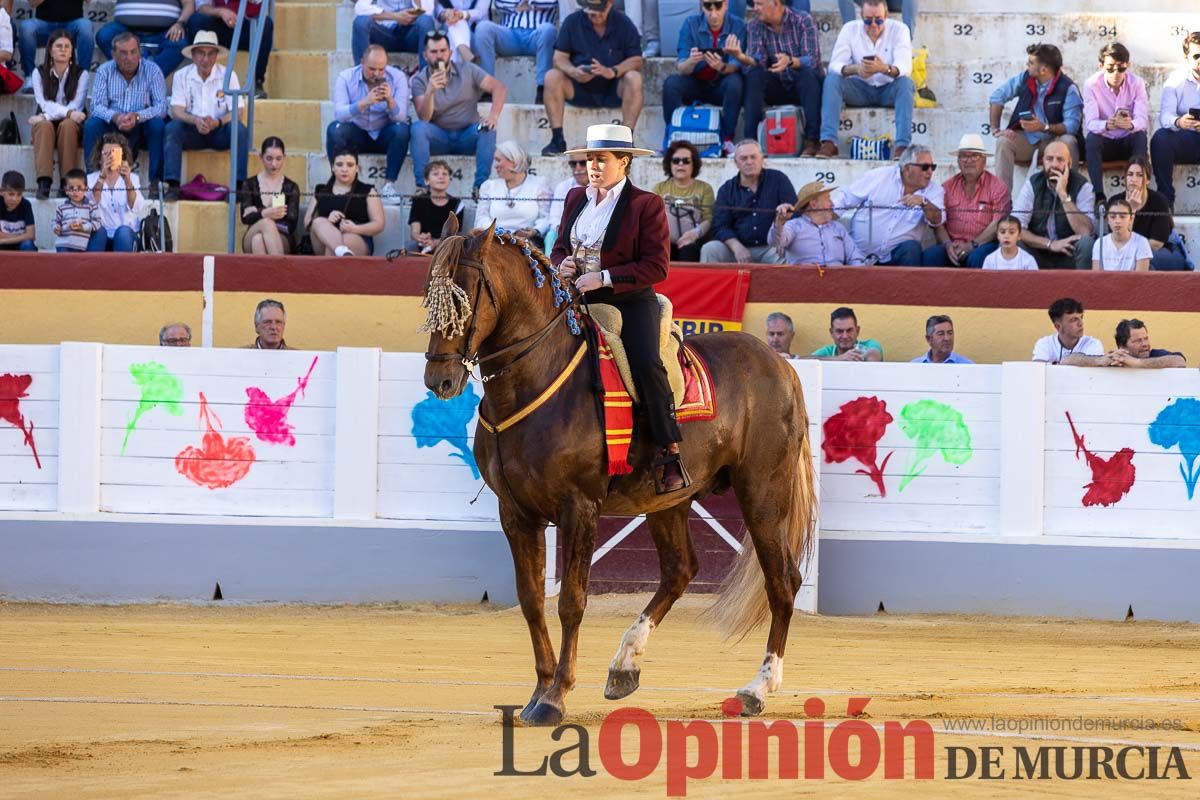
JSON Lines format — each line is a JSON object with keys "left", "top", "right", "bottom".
{"left": 819, "top": 0, "right": 913, "bottom": 160}
{"left": 662, "top": 0, "right": 747, "bottom": 157}
{"left": 1150, "top": 31, "right": 1200, "bottom": 210}
{"left": 988, "top": 42, "right": 1082, "bottom": 193}
{"left": 831, "top": 144, "right": 943, "bottom": 266}
{"left": 1082, "top": 42, "right": 1148, "bottom": 205}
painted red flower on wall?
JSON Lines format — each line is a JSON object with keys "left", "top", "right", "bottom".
{"left": 1065, "top": 411, "right": 1135, "bottom": 507}
{"left": 175, "top": 393, "right": 256, "bottom": 490}
{"left": 822, "top": 396, "right": 894, "bottom": 496}
{"left": 0, "top": 373, "right": 41, "bottom": 469}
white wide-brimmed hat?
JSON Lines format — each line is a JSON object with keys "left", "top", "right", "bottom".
{"left": 183, "top": 31, "right": 228, "bottom": 60}
{"left": 563, "top": 124, "right": 655, "bottom": 157}
{"left": 953, "top": 133, "right": 989, "bottom": 157}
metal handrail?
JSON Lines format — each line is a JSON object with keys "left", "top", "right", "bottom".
{"left": 222, "top": 0, "right": 273, "bottom": 252}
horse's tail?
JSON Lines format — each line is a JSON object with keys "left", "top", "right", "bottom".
{"left": 709, "top": 388, "right": 818, "bottom": 642}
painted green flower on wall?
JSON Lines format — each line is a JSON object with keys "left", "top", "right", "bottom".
{"left": 897, "top": 400, "right": 973, "bottom": 492}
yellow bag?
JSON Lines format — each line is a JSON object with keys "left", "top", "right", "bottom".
{"left": 912, "top": 46, "right": 938, "bottom": 109}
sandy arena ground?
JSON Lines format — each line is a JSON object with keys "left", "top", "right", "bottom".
{"left": 2, "top": 595, "right": 1199, "bottom": 798}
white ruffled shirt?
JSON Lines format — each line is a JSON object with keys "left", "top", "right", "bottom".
{"left": 570, "top": 178, "right": 627, "bottom": 287}
{"left": 473, "top": 174, "right": 552, "bottom": 235}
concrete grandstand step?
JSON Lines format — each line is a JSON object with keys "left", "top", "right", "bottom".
{"left": 234, "top": 50, "right": 335, "bottom": 101}
{"left": 274, "top": 2, "right": 343, "bottom": 53}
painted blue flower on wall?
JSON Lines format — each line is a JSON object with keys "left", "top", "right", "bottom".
{"left": 1148, "top": 398, "right": 1200, "bottom": 499}
{"left": 411, "top": 383, "right": 481, "bottom": 479}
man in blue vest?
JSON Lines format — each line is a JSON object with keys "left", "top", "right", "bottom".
{"left": 988, "top": 43, "right": 1083, "bottom": 193}
{"left": 662, "top": 0, "right": 747, "bottom": 156}
{"left": 1011, "top": 140, "right": 1095, "bottom": 270}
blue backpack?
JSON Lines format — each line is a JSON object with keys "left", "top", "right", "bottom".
{"left": 663, "top": 103, "right": 722, "bottom": 157}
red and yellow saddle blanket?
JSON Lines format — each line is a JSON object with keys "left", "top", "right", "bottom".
{"left": 595, "top": 329, "right": 717, "bottom": 476}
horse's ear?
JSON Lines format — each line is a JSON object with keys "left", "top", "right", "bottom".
{"left": 440, "top": 211, "right": 460, "bottom": 241}
{"left": 477, "top": 220, "right": 498, "bottom": 258}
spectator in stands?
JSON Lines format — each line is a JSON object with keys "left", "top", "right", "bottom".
{"left": 701, "top": 138, "right": 795, "bottom": 263}
{"left": 1109, "top": 157, "right": 1189, "bottom": 271}
{"left": 653, "top": 140, "right": 714, "bottom": 261}
{"left": 98, "top": 0, "right": 193, "bottom": 78}
{"left": 989, "top": 43, "right": 1083, "bottom": 193}
{"left": 159, "top": 322, "right": 193, "bottom": 346}
{"left": 541, "top": 0, "right": 643, "bottom": 156}
{"left": 189, "top": 0, "right": 274, "bottom": 99}
{"left": 740, "top": 0, "right": 822, "bottom": 157}
{"left": 475, "top": 0, "right": 558, "bottom": 105}
{"left": 0, "top": 5, "right": 20, "bottom": 96}
{"left": 408, "top": 160, "right": 465, "bottom": 253}
{"left": 86, "top": 133, "right": 143, "bottom": 252}
{"left": 163, "top": 31, "right": 249, "bottom": 202}
{"left": 53, "top": 168, "right": 101, "bottom": 252}
{"left": 1012, "top": 140, "right": 1095, "bottom": 270}
{"left": 923, "top": 133, "right": 1010, "bottom": 267}
{"left": 981, "top": 215, "right": 1037, "bottom": 270}
{"left": 351, "top": 0, "right": 435, "bottom": 66}
{"left": 811, "top": 306, "right": 882, "bottom": 361}
{"left": 303, "top": 148, "right": 384, "bottom": 257}
{"left": 434, "top": 0, "right": 488, "bottom": 65}
{"left": 17, "top": 0, "right": 94, "bottom": 86}
{"left": 832, "top": 144, "right": 943, "bottom": 266}
{"left": 240, "top": 136, "right": 301, "bottom": 254}
{"left": 549, "top": 155, "right": 589, "bottom": 238}
{"left": 84, "top": 32, "right": 169, "bottom": 199}
{"left": 768, "top": 179, "right": 865, "bottom": 266}
{"left": 410, "top": 31, "right": 505, "bottom": 195}
{"left": 1031, "top": 297, "right": 1104, "bottom": 365}
{"left": 473, "top": 140, "right": 552, "bottom": 250}
{"left": 327, "top": 44, "right": 411, "bottom": 207}
{"left": 911, "top": 314, "right": 972, "bottom": 364}
{"left": 247, "top": 299, "right": 290, "bottom": 350}
{"left": 662, "top": 0, "right": 746, "bottom": 158}
{"left": 819, "top": 0, "right": 913, "bottom": 161}
{"left": 1108, "top": 319, "right": 1186, "bottom": 368}
{"left": 1150, "top": 31, "right": 1200, "bottom": 211}
{"left": 765, "top": 310, "right": 795, "bottom": 358}
{"left": 1082, "top": 42, "right": 1148, "bottom": 206}
{"left": 1091, "top": 199, "right": 1151, "bottom": 272}
{"left": 29, "top": 28, "right": 88, "bottom": 200}
{"left": 0, "top": 171, "right": 36, "bottom": 251}
{"left": 837, "top": 0, "right": 914, "bottom": 37}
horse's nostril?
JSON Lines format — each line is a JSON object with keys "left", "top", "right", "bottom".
{"left": 440, "top": 380, "right": 454, "bottom": 395}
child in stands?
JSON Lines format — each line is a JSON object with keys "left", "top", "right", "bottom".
{"left": 1092, "top": 199, "right": 1152, "bottom": 271}
{"left": 0, "top": 171, "right": 37, "bottom": 251}
{"left": 54, "top": 169, "right": 102, "bottom": 252}
{"left": 982, "top": 216, "right": 1037, "bottom": 271}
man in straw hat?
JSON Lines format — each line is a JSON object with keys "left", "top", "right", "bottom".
{"left": 922, "top": 132, "right": 1011, "bottom": 267}
{"left": 768, "top": 179, "right": 865, "bottom": 266}
{"left": 162, "top": 29, "right": 248, "bottom": 201}
{"left": 551, "top": 123, "right": 689, "bottom": 493}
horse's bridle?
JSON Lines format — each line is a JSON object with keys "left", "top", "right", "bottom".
{"left": 423, "top": 251, "right": 571, "bottom": 383}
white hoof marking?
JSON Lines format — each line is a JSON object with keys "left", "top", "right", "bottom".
{"left": 609, "top": 614, "right": 654, "bottom": 673}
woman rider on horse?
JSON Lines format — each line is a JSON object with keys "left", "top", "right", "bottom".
{"left": 551, "top": 124, "right": 687, "bottom": 493}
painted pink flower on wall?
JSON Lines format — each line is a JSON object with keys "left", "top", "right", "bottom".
{"left": 244, "top": 356, "right": 318, "bottom": 447}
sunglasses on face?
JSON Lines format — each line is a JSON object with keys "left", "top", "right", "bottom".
{"left": 863, "top": 16, "right": 885, "bottom": 26}
{"left": 568, "top": 159, "right": 586, "bottom": 167}
{"left": 702, "top": 1, "right": 724, "bottom": 9}
{"left": 910, "top": 163, "right": 937, "bottom": 172}
{"left": 671, "top": 157, "right": 692, "bottom": 165}
{"left": 1105, "top": 64, "right": 1129, "bottom": 73}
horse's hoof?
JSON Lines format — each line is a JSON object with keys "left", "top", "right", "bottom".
{"left": 519, "top": 696, "right": 540, "bottom": 723}
{"left": 604, "top": 668, "right": 641, "bottom": 700}
{"left": 736, "top": 690, "right": 765, "bottom": 717}
{"left": 524, "top": 700, "right": 565, "bottom": 727}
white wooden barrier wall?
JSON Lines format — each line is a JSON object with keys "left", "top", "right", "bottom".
{"left": 3, "top": 345, "right": 1199, "bottom": 548}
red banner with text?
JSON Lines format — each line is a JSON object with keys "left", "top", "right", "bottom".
{"left": 658, "top": 267, "right": 751, "bottom": 334}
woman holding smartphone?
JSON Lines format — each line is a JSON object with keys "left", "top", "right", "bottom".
{"left": 86, "top": 133, "right": 142, "bottom": 252}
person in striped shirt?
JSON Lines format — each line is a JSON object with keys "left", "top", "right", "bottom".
{"left": 474, "top": 0, "right": 559, "bottom": 104}
{"left": 97, "top": 0, "right": 194, "bottom": 78}
{"left": 53, "top": 169, "right": 103, "bottom": 252}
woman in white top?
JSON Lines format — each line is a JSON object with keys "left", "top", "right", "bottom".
{"left": 1092, "top": 199, "right": 1152, "bottom": 272}
{"left": 473, "top": 139, "right": 552, "bottom": 250}
{"left": 30, "top": 29, "right": 89, "bottom": 200}
{"left": 86, "top": 133, "right": 143, "bottom": 252}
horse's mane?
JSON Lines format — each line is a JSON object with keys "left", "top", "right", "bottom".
{"left": 419, "top": 229, "right": 573, "bottom": 341}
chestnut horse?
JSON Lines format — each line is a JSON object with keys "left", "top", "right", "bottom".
{"left": 421, "top": 216, "right": 816, "bottom": 726}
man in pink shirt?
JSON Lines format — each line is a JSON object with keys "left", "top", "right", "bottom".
{"left": 922, "top": 133, "right": 1011, "bottom": 267}
{"left": 1083, "top": 42, "right": 1148, "bottom": 204}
